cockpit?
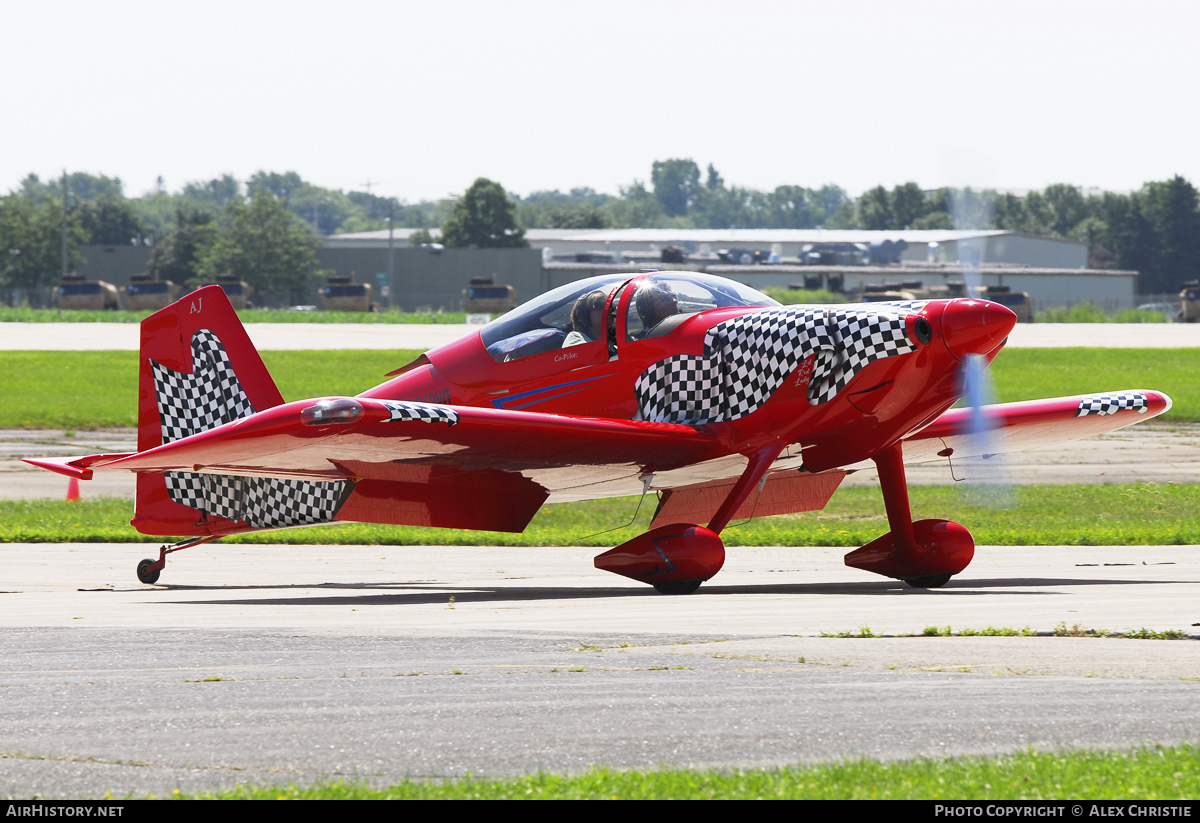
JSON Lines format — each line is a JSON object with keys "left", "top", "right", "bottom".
{"left": 480, "top": 272, "right": 780, "bottom": 362}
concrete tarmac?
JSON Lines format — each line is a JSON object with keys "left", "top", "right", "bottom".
{"left": 0, "top": 542, "right": 1198, "bottom": 797}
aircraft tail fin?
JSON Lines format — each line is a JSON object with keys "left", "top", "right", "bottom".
{"left": 133, "top": 285, "right": 285, "bottom": 535}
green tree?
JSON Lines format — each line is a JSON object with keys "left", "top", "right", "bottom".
{"left": 147, "top": 206, "right": 218, "bottom": 285}
{"left": 1140, "top": 175, "right": 1200, "bottom": 292}
{"left": 247, "top": 171, "right": 306, "bottom": 200}
{"left": 604, "top": 181, "right": 668, "bottom": 228}
{"left": 0, "top": 195, "right": 85, "bottom": 301}
{"left": 440, "top": 178, "right": 528, "bottom": 248}
{"left": 1096, "top": 191, "right": 1157, "bottom": 281}
{"left": 408, "top": 227, "right": 436, "bottom": 245}
{"left": 857, "top": 186, "right": 892, "bottom": 230}
{"left": 912, "top": 211, "right": 954, "bottom": 230}
{"left": 78, "top": 196, "right": 147, "bottom": 245}
{"left": 651, "top": 159, "right": 701, "bottom": 217}
{"left": 543, "top": 203, "right": 609, "bottom": 229}
{"left": 1042, "top": 184, "right": 1091, "bottom": 237}
{"left": 198, "top": 188, "right": 323, "bottom": 303}
{"left": 182, "top": 175, "right": 241, "bottom": 207}
{"left": 890, "top": 182, "right": 928, "bottom": 229}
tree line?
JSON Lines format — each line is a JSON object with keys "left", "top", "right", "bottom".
{"left": 3, "top": 163, "right": 1199, "bottom": 300}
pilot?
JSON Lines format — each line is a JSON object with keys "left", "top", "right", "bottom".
{"left": 634, "top": 280, "right": 679, "bottom": 337}
{"left": 562, "top": 290, "right": 608, "bottom": 347}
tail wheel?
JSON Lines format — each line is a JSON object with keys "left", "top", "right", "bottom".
{"left": 136, "top": 559, "right": 161, "bottom": 585}
{"left": 904, "top": 573, "right": 952, "bottom": 589}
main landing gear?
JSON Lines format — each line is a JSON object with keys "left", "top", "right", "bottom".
{"left": 135, "top": 536, "right": 220, "bottom": 585}
{"left": 594, "top": 442, "right": 787, "bottom": 595}
{"left": 844, "top": 441, "right": 975, "bottom": 587}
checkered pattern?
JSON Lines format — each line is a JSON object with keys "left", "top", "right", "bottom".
{"left": 634, "top": 305, "right": 919, "bottom": 423}
{"left": 164, "top": 472, "right": 348, "bottom": 528}
{"left": 150, "top": 329, "right": 256, "bottom": 444}
{"left": 379, "top": 400, "right": 459, "bottom": 426}
{"left": 1075, "top": 392, "right": 1149, "bottom": 417}
{"left": 808, "top": 309, "right": 919, "bottom": 405}
{"left": 152, "top": 328, "right": 348, "bottom": 527}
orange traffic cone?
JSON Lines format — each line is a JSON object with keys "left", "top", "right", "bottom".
{"left": 66, "top": 477, "right": 80, "bottom": 502}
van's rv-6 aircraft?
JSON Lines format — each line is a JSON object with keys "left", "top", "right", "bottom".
{"left": 27, "top": 273, "right": 1170, "bottom": 592}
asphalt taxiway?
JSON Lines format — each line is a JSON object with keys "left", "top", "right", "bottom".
{"left": 0, "top": 542, "right": 1197, "bottom": 797}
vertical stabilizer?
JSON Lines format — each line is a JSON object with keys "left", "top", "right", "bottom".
{"left": 133, "top": 286, "right": 286, "bottom": 535}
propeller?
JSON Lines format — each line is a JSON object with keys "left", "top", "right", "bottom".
{"left": 949, "top": 190, "right": 1015, "bottom": 509}
{"left": 956, "top": 352, "right": 1015, "bottom": 509}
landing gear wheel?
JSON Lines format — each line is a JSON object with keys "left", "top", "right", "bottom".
{"left": 904, "top": 573, "right": 952, "bottom": 589}
{"left": 136, "top": 559, "right": 161, "bottom": 585}
{"left": 653, "top": 579, "right": 702, "bottom": 595}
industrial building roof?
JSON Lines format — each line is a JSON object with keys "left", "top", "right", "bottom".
{"left": 325, "top": 228, "right": 1019, "bottom": 246}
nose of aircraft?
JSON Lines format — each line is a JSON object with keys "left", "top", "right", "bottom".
{"left": 940, "top": 298, "right": 1018, "bottom": 361}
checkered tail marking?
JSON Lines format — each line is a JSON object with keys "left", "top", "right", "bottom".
{"left": 378, "top": 400, "right": 460, "bottom": 426}
{"left": 1075, "top": 392, "right": 1149, "bottom": 417}
{"left": 151, "top": 329, "right": 349, "bottom": 528}
{"left": 635, "top": 306, "right": 918, "bottom": 424}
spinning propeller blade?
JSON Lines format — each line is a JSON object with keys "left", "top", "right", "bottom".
{"left": 955, "top": 353, "right": 1015, "bottom": 509}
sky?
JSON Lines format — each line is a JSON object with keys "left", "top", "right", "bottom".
{"left": 2, "top": 0, "right": 1197, "bottom": 202}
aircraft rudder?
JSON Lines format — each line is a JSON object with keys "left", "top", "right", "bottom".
{"left": 134, "top": 285, "right": 285, "bottom": 535}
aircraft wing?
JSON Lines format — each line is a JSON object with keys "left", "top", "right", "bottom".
{"left": 28, "top": 398, "right": 731, "bottom": 534}
{"left": 901, "top": 390, "right": 1173, "bottom": 463}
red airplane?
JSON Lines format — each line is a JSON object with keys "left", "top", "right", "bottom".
{"left": 26, "top": 273, "right": 1170, "bottom": 591}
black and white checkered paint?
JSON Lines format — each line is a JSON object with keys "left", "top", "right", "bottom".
{"left": 634, "top": 306, "right": 918, "bottom": 424}
{"left": 1075, "top": 392, "right": 1149, "bottom": 417}
{"left": 152, "top": 329, "right": 349, "bottom": 528}
{"left": 150, "top": 329, "right": 255, "bottom": 444}
{"left": 164, "top": 473, "right": 349, "bottom": 528}
{"left": 379, "top": 399, "right": 460, "bottom": 426}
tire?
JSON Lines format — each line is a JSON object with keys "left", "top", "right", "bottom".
{"left": 653, "top": 580, "right": 702, "bottom": 595}
{"left": 904, "top": 573, "right": 952, "bottom": 589}
{"left": 136, "top": 559, "right": 161, "bottom": 585}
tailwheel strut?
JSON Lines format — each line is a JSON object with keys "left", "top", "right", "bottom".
{"left": 136, "top": 535, "right": 220, "bottom": 585}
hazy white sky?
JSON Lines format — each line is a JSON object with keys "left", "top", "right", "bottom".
{"left": 3, "top": 0, "right": 1197, "bottom": 201}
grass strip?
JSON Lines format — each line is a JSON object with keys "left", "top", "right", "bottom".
{"left": 0, "top": 308, "right": 466, "bottom": 324}
{"left": 6, "top": 483, "right": 1200, "bottom": 546}
{"left": 3, "top": 347, "right": 1200, "bottom": 429}
{"left": 988, "top": 348, "right": 1200, "bottom": 420}
{"left": 179, "top": 745, "right": 1198, "bottom": 799}
{"left": 0, "top": 350, "right": 424, "bottom": 428}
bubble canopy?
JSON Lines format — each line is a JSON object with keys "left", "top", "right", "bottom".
{"left": 480, "top": 272, "right": 780, "bottom": 362}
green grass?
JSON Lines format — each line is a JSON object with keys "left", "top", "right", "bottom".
{"left": 176, "top": 746, "right": 1199, "bottom": 799}
{"left": 988, "top": 348, "right": 1198, "bottom": 420}
{"left": 0, "top": 350, "right": 424, "bottom": 428}
{"left": 1036, "top": 303, "right": 1168, "bottom": 323}
{"left": 761, "top": 287, "right": 850, "bottom": 305}
{"left": 7, "top": 483, "right": 1200, "bottom": 546}
{"left": 2, "top": 347, "right": 1198, "bottom": 429}
{"left": 0, "top": 307, "right": 466, "bottom": 324}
